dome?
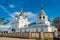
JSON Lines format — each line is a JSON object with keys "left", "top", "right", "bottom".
{"left": 19, "top": 8, "right": 23, "bottom": 16}
{"left": 19, "top": 12, "right": 23, "bottom": 16}
{"left": 25, "top": 15, "right": 28, "bottom": 18}
{"left": 15, "top": 15, "right": 18, "bottom": 18}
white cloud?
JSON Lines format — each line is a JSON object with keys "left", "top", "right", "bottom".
{"left": 0, "top": 24, "right": 11, "bottom": 31}
{"left": 9, "top": 12, "right": 36, "bottom": 19}
{"left": 13, "top": 12, "right": 20, "bottom": 15}
{"left": 9, "top": 12, "right": 37, "bottom": 23}
{"left": 9, "top": 4, "right": 15, "bottom": 8}
{"left": 24, "top": 12, "right": 37, "bottom": 22}
{"left": 9, "top": 12, "right": 20, "bottom": 20}
{"left": 0, "top": 5, "right": 10, "bottom": 14}
{"left": 24, "top": 12, "right": 36, "bottom": 18}
{"left": 0, "top": 24, "right": 11, "bottom": 28}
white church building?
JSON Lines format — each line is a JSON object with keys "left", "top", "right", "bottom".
{"left": 11, "top": 7, "right": 57, "bottom": 32}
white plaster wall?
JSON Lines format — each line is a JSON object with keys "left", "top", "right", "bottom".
{"left": 20, "top": 29, "right": 25, "bottom": 32}
{"left": 51, "top": 26, "right": 57, "bottom": 32}
{"left": 43, "top": 27, "right": 48, "bottom": 32}
{"left": 45, "top": 21, "right": 50, "bottom": 25}
{"left": 26, "top": 28, "right": 30, "bottom": 32}
{"left": 48, "top": 27, "right": 52, "bottom": 32}
{"left": 29, "top": 28, "right": 33, "bottom": 32}
{"left": 37, "top": 28, "right": 41, "bottom": 32}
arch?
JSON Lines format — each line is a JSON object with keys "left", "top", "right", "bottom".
{"left": 43, "top": 16, "right": 45, "bottom": 19}
{"left": 39, "top": 16, "right": 41, "bottom": 19}
{"left": 36, "top": 29, "right": 38, "bottom": 32}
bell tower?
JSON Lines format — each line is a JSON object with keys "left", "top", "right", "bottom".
{"left": 18, "top": 8, "right": 24, "bottom": 28}
{"left": 37, "top": 4, "right": 50, "bottom": 26}
{"left": 19, "top": 8, "right": 23, "bottom": 19}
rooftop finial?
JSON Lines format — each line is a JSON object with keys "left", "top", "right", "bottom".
{"left": 41, "top": 3, "right": 43, "bottom": 9}
{"left": 21, "top": 8, "right": 23, "bottom": 12}
{"left": 20, "top": 8, "right": 23, "bottom": 16}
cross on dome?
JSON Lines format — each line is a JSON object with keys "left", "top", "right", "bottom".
{"left": 19, "top": 8, "right": 23, "bottom": 16}
{"left": 39, "top": 4, "right": 46, "bottom": 16}
{"left": 41, "top": 3, "right": 43, "bottom": 10}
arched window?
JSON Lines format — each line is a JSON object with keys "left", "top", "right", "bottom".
{"left": 25, "top": 30, "right": 26, "bottom": 32}
{"left": 39, "top": 16, "right": 41, "bottom": 19}
{"left": 20, "top": 30, "right": 22, "bottom": 32}
{"left": 43, "top": 16, "right": 45, "bottom": 19}
{"left": 36, "top": 29, "right": 38, "bottom": 32}
{"left": 29, "top": 30, "right": 30, "bottom": 32}
{"left": 41, "top": 29, "right": 43, "bottom": 32}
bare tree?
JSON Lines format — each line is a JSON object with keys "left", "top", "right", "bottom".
{"left": 53, "top": 17, "right": 60, "bottom": 31}
{"left": 0, "top": 18, "right": 9, "bottom": 25}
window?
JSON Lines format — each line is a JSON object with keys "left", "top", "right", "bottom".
{"left": 43, "top": 16, "right": 45, "bottom": 19}
{"left": 39, "top": 16, "right": 41, "bottom": 19}
{"left": 41, "top": 29, "right": 43, "bottom": 32}
{"left": 25, "top": 30, "right": 26, "bottom": 32}
{"left": 36, "top": 29, "right": 38, "bottom": 32}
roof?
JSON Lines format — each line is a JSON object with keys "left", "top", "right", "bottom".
{"left": 28, "top": 22, "right": 48, "bottom": 27}
{"left": 28, "top": 22, "right": 36, "bottom": 26}
{"left": 39, "top": 10, "right": 47, "bottom": 16}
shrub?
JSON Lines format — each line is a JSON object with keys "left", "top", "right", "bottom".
{"left": 35, "top": 38, "right": 41, "bottom": 40}
{"left": 44, "top": 37, "right": 50, "bottom": 40}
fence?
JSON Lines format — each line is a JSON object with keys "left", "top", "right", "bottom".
{"left": 1, "top": 32, "right": 60, "bottom": 39}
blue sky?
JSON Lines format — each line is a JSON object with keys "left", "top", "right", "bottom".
{"left": 0, "top": 0, "right": 60, "bottom": 30}
{"left": 0, "top": 0, "right": 60, "bottom": 22}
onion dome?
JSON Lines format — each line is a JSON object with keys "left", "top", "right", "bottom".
{"left": 25, "top": 15, "right": 28, "bottom": 18}
{"left": 15, "top": 15, "right": 18, "bottom": 19}
{"left": 15, "top": 15, "right": 18, "bottom": 18}
{"left": 19, "top": 8, "right": 23, "bottom": 16}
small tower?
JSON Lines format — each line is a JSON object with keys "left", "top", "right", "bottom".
{"left": 19, "top": 8, "right": 23, "bottom": 19}
{"left": 37, "top": 4, "right": 50, "bottom": 25}
{"left": 15, "top": 15, "right": 18, "bottom": 19}
{"left": 25, "top": 15, "right": 28, "bottom": 21}
{"left": 25, "top": 15, "right": 28, "bottom": 27}
{"left": 18, "top": 8, "right": 24, "bottom": 29}
{"left": 19, "top": 9, "right": 23, "bottom": 16}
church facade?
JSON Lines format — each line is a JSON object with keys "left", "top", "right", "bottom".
{"left": 11, "top": 7, "right": 57, "bottom": 32}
